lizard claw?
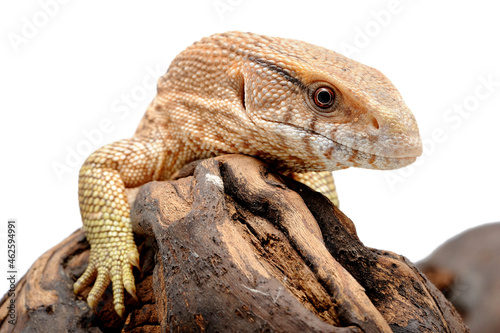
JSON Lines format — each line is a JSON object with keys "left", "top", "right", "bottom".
{"left": 128, "top": 248, "right": 141, "bottom": 270}
{"left": 123, "top": 254, "right": 138, "bottom": 301}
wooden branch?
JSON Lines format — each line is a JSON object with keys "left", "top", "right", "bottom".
{"left": 418, "top": 222, "right": 500, "bottom": 333}
{"left": 0, "top": 155, "right": 468, "bottom": 332}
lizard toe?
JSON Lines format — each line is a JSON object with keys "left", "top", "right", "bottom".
{"left": 74, "top": 259, "right": 97, "bottom": 294}
{"left": 128, "top": 246, "right": 140, "bottom": 269}
{"left": 122, "top": 260, "right": 138, "bottom": 300}
{"left": 87, "top": 266, "right": 111, "bottom": 310}
{"left": 110, "top": 261, "right": 127, "bottom": 317}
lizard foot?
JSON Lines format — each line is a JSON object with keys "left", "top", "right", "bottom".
{"left": 74, "top": 236, "right": 140, "bottom": 317}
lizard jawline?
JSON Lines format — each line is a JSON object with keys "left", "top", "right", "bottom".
{"left": 266, "top": 120, "right": 417, "bottom": 170}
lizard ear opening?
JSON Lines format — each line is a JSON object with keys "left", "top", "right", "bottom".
{"left": 227, "top": 66, "right": 247, "bottom": 111}
{"left": 241, "top": 84, "right": 246, "bottom": 110}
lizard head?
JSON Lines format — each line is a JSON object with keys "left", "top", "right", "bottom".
{"left": 161, "top": 32, "right": 422, "bottom": 173}
{"left": 226, "top": 32, "right": 423, "bottom": 172}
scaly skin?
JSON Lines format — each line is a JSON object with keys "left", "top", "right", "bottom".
{"left": 74, "top": 31, "right": 422, "bottom": 316}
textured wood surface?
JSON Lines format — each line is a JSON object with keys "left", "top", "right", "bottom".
{"left": 0, "top": 155, "right": 467, "bottom": 332}
{"left": 418, "top": 222, "right": 500, "bottom": 333}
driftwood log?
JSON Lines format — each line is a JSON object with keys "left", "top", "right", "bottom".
{"left": 0, "top": 155, "right": 467, "bottom": 332}
{"left": 418, "top": 222, "right": 500, "bottom": 333}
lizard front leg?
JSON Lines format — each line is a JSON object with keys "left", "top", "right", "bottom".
{"left": 74, "top": 135, "right": 167, "bottom": 317}
{"left": 291, "top": 171, "right": 339, "bottom": 207}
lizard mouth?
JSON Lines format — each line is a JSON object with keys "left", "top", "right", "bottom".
{"left": 266, "top": 120, "right": 420, "bottom": 168}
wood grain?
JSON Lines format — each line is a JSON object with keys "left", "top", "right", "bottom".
{"left": 0, "top": 155, "right": 467, "bottom": 332}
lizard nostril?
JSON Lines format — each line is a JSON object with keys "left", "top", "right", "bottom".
{"left": 371, "top": 116, "right": 380, "bottom": 130}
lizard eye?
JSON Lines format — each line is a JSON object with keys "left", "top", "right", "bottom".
{"left": 313, "top": 87, "right": 335, "bottom": 109}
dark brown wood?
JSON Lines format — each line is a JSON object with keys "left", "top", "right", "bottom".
{"left": 0, "top": 155, "right": 468, "bottom": 332}
{"left": 418, "top": 222, "right": 500, "bottom": 333}
{"left": 282, "top": 176, "right": 468, "bottom": 332}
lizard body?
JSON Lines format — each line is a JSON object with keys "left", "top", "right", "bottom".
{"left": 74, "top": 31, "right": 422, "bottom": 316}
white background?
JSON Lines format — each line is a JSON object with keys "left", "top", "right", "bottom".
{"left": 1, "top": 0, "right": 499, "bottom": 295}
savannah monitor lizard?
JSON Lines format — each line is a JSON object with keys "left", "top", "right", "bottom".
{"left": 74, "top": 31, "right": 423, "bottom": 316}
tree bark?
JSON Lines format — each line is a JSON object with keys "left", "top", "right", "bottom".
{"left": 0, "top": 155, "right": 468, "bottom": 332}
